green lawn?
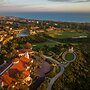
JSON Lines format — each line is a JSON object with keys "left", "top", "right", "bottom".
{"left": 56, "top": 32, "right": 88, "bottom": 38}
{"left": 64, "top": 53, "right": 75, "bottom": 61}
{"left": 46, "top": 30, "right": 61, "bottom": 37}
{"left": 46, "top": 31, "right": 88, "bottom": 39}
{"left": 32, "top": 31, "right": 88, "bottom": 49}
{"left": 32, "top": 40, "right": 59, "bottom": 49}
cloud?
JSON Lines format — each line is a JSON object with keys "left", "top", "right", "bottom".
{"left": 0, "top": 0, "right": 6, "bottom": 3}
{"left": 48, "top": 0, "right": 90, "bottom": 3}
{"left": 0, "top": 0, "right": 4, "bottom": 2}
{"left": 0, "top": 0, "right": 8, "bottom": 6}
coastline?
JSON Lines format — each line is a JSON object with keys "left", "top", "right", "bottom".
{"left": 0, "top": 12, "right": 90, "bottom": 23}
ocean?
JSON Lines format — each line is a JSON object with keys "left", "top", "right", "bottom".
{"left": 0, "top": 12, "right": 90, "bottom": 23}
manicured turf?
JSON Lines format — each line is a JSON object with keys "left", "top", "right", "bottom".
{"left": 46, "top": 31, "right": 88, "bottom": 39}
{"left": 64, "top": 53, "right": 75, "bottom": 61}
{"left": 32, "top": 40, "right": 59, "bottom": 49}
{"left": 56, "top": 32, "right": 88, "bottom": 38}
{"left": 32, "top": 31, "right": 88, "bottom": 49}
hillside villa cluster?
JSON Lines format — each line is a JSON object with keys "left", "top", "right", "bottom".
{"left": 0, "top": 16, "right": 58, "bottom": 44}
{"left": 0, "top": 48, "right": 33, "bottom": 89}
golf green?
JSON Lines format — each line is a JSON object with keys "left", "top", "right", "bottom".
{"left": 65, "top": 53, "right": 75, "bottom": 61}
{"left": 62, "top": 51, "right": 76, "bottom": 62}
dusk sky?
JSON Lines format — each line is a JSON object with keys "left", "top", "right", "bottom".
{"left": 0, "top": 0, "right": 90, "bottom": 12}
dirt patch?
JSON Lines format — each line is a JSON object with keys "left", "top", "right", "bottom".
{"left": 35, "top": 61, "right": 51, "bottom": 77}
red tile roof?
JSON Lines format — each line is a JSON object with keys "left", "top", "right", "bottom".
{"left": 11, "top": 61, "right": 26, "bottom": 71}
{"left": 20, "top": 56, "right": 30, "bottom": 63}
{"left": 1, "top": 72, "right": 14, "bottom": 84}
{"left": 0, "top": 56, "right": 31, "bottom": 87}
{"left": 22, "top": 71, "right": 30, "bottom": 77}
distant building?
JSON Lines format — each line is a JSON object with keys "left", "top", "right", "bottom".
{"left": 25, "top": 52, "right": 30, "bottom": 59}
{"left": 36, "top": 30, "right": 44, "bottom": 33}
{"left": 47, "top": 26, "right": 56, "bottom": 31}
{"left": 69, "top": 47, "right": 74, "bottom": 52}
{"left": 10, "top": 28, "right": 12, "bottom": 30}
{"left": 17, "top": 49, "right": 32, "bottom": 57}
{"left": 30, "top": 30, "right": 36, "bottom": 35}
{"left": 36, "top": 21, "right": 39, "bottom": 24}
{"left": 5, "top": 21, "right": 13, "bottom": 24}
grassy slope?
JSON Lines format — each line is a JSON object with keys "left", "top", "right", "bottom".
{"left": 46, "top": 31, "right": 88, "bottom": 38}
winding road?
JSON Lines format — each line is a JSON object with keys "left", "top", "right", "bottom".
{"left": 33, "top": 51, "right": 71, "bottom": 90}
{"left": 43, "top": 55, "right": 69, "bottom": 90}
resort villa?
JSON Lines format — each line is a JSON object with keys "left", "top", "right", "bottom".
{"left": 0, "top": 49, "right": 33, "bottom": 89}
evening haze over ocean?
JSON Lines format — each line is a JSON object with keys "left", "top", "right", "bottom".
{"left": 0, "top": 0, "right": 90, "bottom": 22}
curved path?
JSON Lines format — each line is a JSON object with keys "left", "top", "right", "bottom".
{"left": 43, "top": 55, "right": 65, "bottom": 90}
{"left": 33, "top": 51, "right": 72, "bottom": 90}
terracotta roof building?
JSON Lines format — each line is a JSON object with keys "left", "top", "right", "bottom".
{"left": 17, "top": 49, "right": 32, "bottom": 57}
{"left": 0, "top": 56, "right": 32, "bottom": 89}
